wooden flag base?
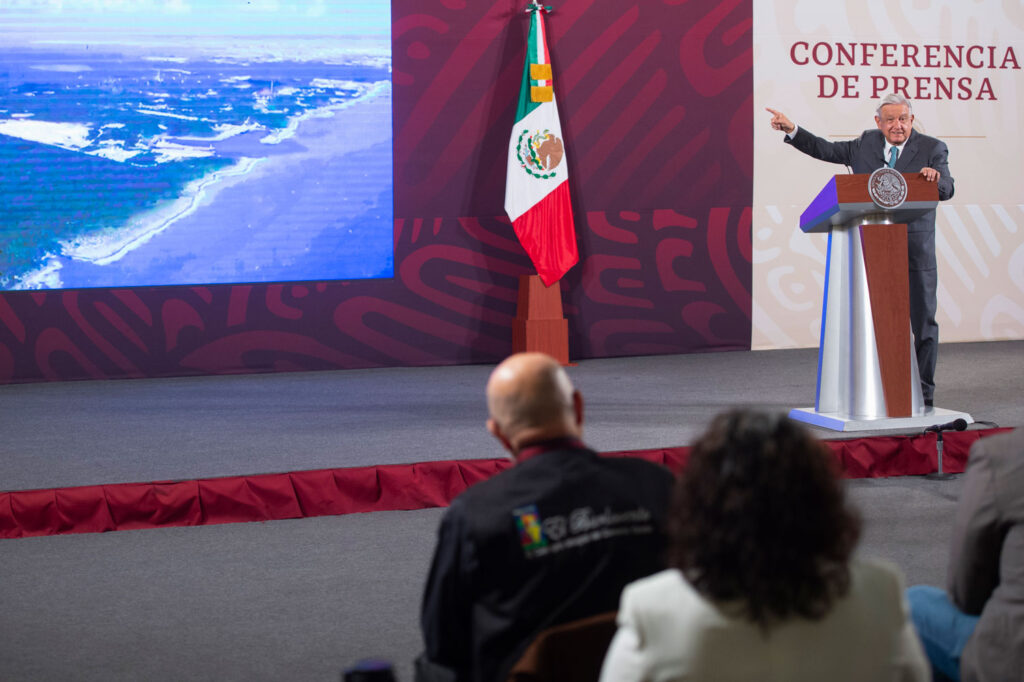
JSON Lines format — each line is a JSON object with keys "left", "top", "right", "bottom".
{"left": 512, "top": 275, "right": 569, "bottom": 364}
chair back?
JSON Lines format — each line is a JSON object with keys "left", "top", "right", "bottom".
{"left": 506, "top": 611, "right": 618, "bottom": 682}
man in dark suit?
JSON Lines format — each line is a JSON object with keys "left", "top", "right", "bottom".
{"left": 906, "top": 428, "right": 1024, "bottom": 681}
{"left": 766, "top": 94, "right": 955, "bottom": 406}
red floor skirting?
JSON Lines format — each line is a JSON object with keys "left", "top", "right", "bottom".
{"left": 0, "top": 428, "right": 1009, "bottom": 539}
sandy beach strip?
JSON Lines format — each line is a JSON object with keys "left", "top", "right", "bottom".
{"left": 58, "top": 80, "right": 391, "bottom": 268}
{"left": 35, "top": 80, "right": 394, "bottom": 289}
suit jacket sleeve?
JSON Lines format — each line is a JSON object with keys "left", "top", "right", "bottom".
{"left": 947, "top": 437, "right": 1005, "bottom": 614}
{"left": 784, "top": 126, "right": 861, "bottom": 167}
{"left": 786, "top": 127, "right": 955, "bottom": 203}
{"left": 925, "top": 138, "right": 955, "bottom": 201}
{"left": 416, "top": 502, "right": 478, "bottom": 682}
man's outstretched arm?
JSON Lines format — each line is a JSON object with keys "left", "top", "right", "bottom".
{"left": 766, "top": 106, "right": 858, "bottom": 167}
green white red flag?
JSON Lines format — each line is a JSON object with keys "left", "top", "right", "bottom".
{"left": 504, "top": 4, "right": 578, "bottom": 287}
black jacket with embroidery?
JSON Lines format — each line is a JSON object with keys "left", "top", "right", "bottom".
{"left": 415, "top": 441, "right": 674, "bottom": 682}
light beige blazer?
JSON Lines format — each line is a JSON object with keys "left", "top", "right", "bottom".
{"left": 599, "top": 560, "right": 927, "bottom": 682}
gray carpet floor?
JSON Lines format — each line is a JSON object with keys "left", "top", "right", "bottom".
{"left": 0, "top": 475, "right": 966, "bottom": 682}
{"left": 1, "top": 341, "right": 1020, "bottom": 491}
{"left": 0, "top": 342, "right": 1019, "bottom": 681}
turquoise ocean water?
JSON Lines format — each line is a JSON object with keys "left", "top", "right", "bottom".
{"left": 0, "top": 46, "right": 393, "bottom": 289}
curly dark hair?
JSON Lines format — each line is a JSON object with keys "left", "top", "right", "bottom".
{"left": 669, "top": 409, "right": 861, "bottom": 629}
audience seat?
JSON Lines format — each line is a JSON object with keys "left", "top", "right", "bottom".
{"left": 506, "top": 611, "right": 618, "bottom": 682}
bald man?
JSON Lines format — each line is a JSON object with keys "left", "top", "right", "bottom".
{"left": 415, "top": 353, "right": 674, "bottom": 682}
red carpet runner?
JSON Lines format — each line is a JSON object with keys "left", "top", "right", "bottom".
{"left": 0, "top": 429, "right": 1008, "bottom": 539}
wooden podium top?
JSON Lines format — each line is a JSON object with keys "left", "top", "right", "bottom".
{"left": 800, "top": 173, "right": 939, "bottom": 234}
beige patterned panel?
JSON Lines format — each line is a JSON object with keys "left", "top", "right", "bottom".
{"left": 752, "top": 0, "right": 1024, "bottom": 350}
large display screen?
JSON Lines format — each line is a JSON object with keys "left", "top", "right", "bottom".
{"left": 0, "top": 0, "right": 392, "bottom": 290}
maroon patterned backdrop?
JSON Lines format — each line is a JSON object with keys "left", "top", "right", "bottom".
{"left": 0, "top": 0, "right": 752, "bottom": 383}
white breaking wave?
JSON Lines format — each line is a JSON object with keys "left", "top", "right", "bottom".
{"left": 136, "top": 107, "right": 200, "bottom": 121}
{"left": 13, "top": 257, "right": 64, "bottom": 290}
{"left": 151, "top": 138, "right": 215, "bottom": 163}
{"left": 30, "top": 64, "right": 92, "bottom": 72}
{"left": 86, "top": 141, "right": 142, "bottom": 163}
{"left": 310, "top": 78, "right": 371, "bottom": 92}
{"left": 0, "top": 118, "right": 91, "bottom": 150}
{"left": 175, "top": 120, "right": 265, "bottom": 142}
{"left": 260, "top": 79, "right": 389, "bottom": 145}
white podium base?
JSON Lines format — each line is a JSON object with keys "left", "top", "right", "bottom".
{"left": 789, "top": 406, "right": 974, "bottom": 433}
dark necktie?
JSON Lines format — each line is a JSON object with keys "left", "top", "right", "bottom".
{"left": 888, "top": 146, "right": 898, "bottom": 168}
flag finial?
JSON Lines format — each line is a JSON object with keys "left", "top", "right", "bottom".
{"left": 526, "top": 1, "right": 552, "bottom": 13}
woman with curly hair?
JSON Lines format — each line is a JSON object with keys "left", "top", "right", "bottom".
{"left": 599, "top": 409, "right": 928, "bottom": 681}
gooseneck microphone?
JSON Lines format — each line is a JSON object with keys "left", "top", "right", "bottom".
{"left": 924, "top": 418, "right": 968, "bottom": 434}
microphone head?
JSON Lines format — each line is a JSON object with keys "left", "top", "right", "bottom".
{"left": 923, "top": 418, "right": 969, "bottom": 434}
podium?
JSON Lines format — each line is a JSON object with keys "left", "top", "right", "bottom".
{"left": 789, "top": 172, "right": 972, "bottom": 432}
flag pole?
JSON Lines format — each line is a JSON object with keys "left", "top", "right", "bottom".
{"left": 507, "top": 0, "right": 574, "bottom": 364}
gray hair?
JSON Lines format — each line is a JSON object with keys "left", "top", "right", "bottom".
{"left": 876, "top": 93, "right": 912, "bottom": 116}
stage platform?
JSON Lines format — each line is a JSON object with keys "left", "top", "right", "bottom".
{"left": 1, "top": 341, "right": 1020, "bottom": 538}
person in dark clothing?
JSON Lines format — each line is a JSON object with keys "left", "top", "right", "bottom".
{"left": 414, "top": 352, "right": 674, "bottom": 682}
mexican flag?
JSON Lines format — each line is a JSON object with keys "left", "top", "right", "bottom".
{"left": 504, "top": 5, "right": 578, "bottom": 287}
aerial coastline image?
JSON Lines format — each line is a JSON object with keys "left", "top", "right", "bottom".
{"left": 0, "top": 0, "right": 393, "bottom": 290}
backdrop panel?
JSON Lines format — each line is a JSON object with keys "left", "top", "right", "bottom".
{"left": 0, "top": 0, "right": 753, "bottom": 383}
{"left": 752, "top": 0, "right": 1024, "bottom": 351}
